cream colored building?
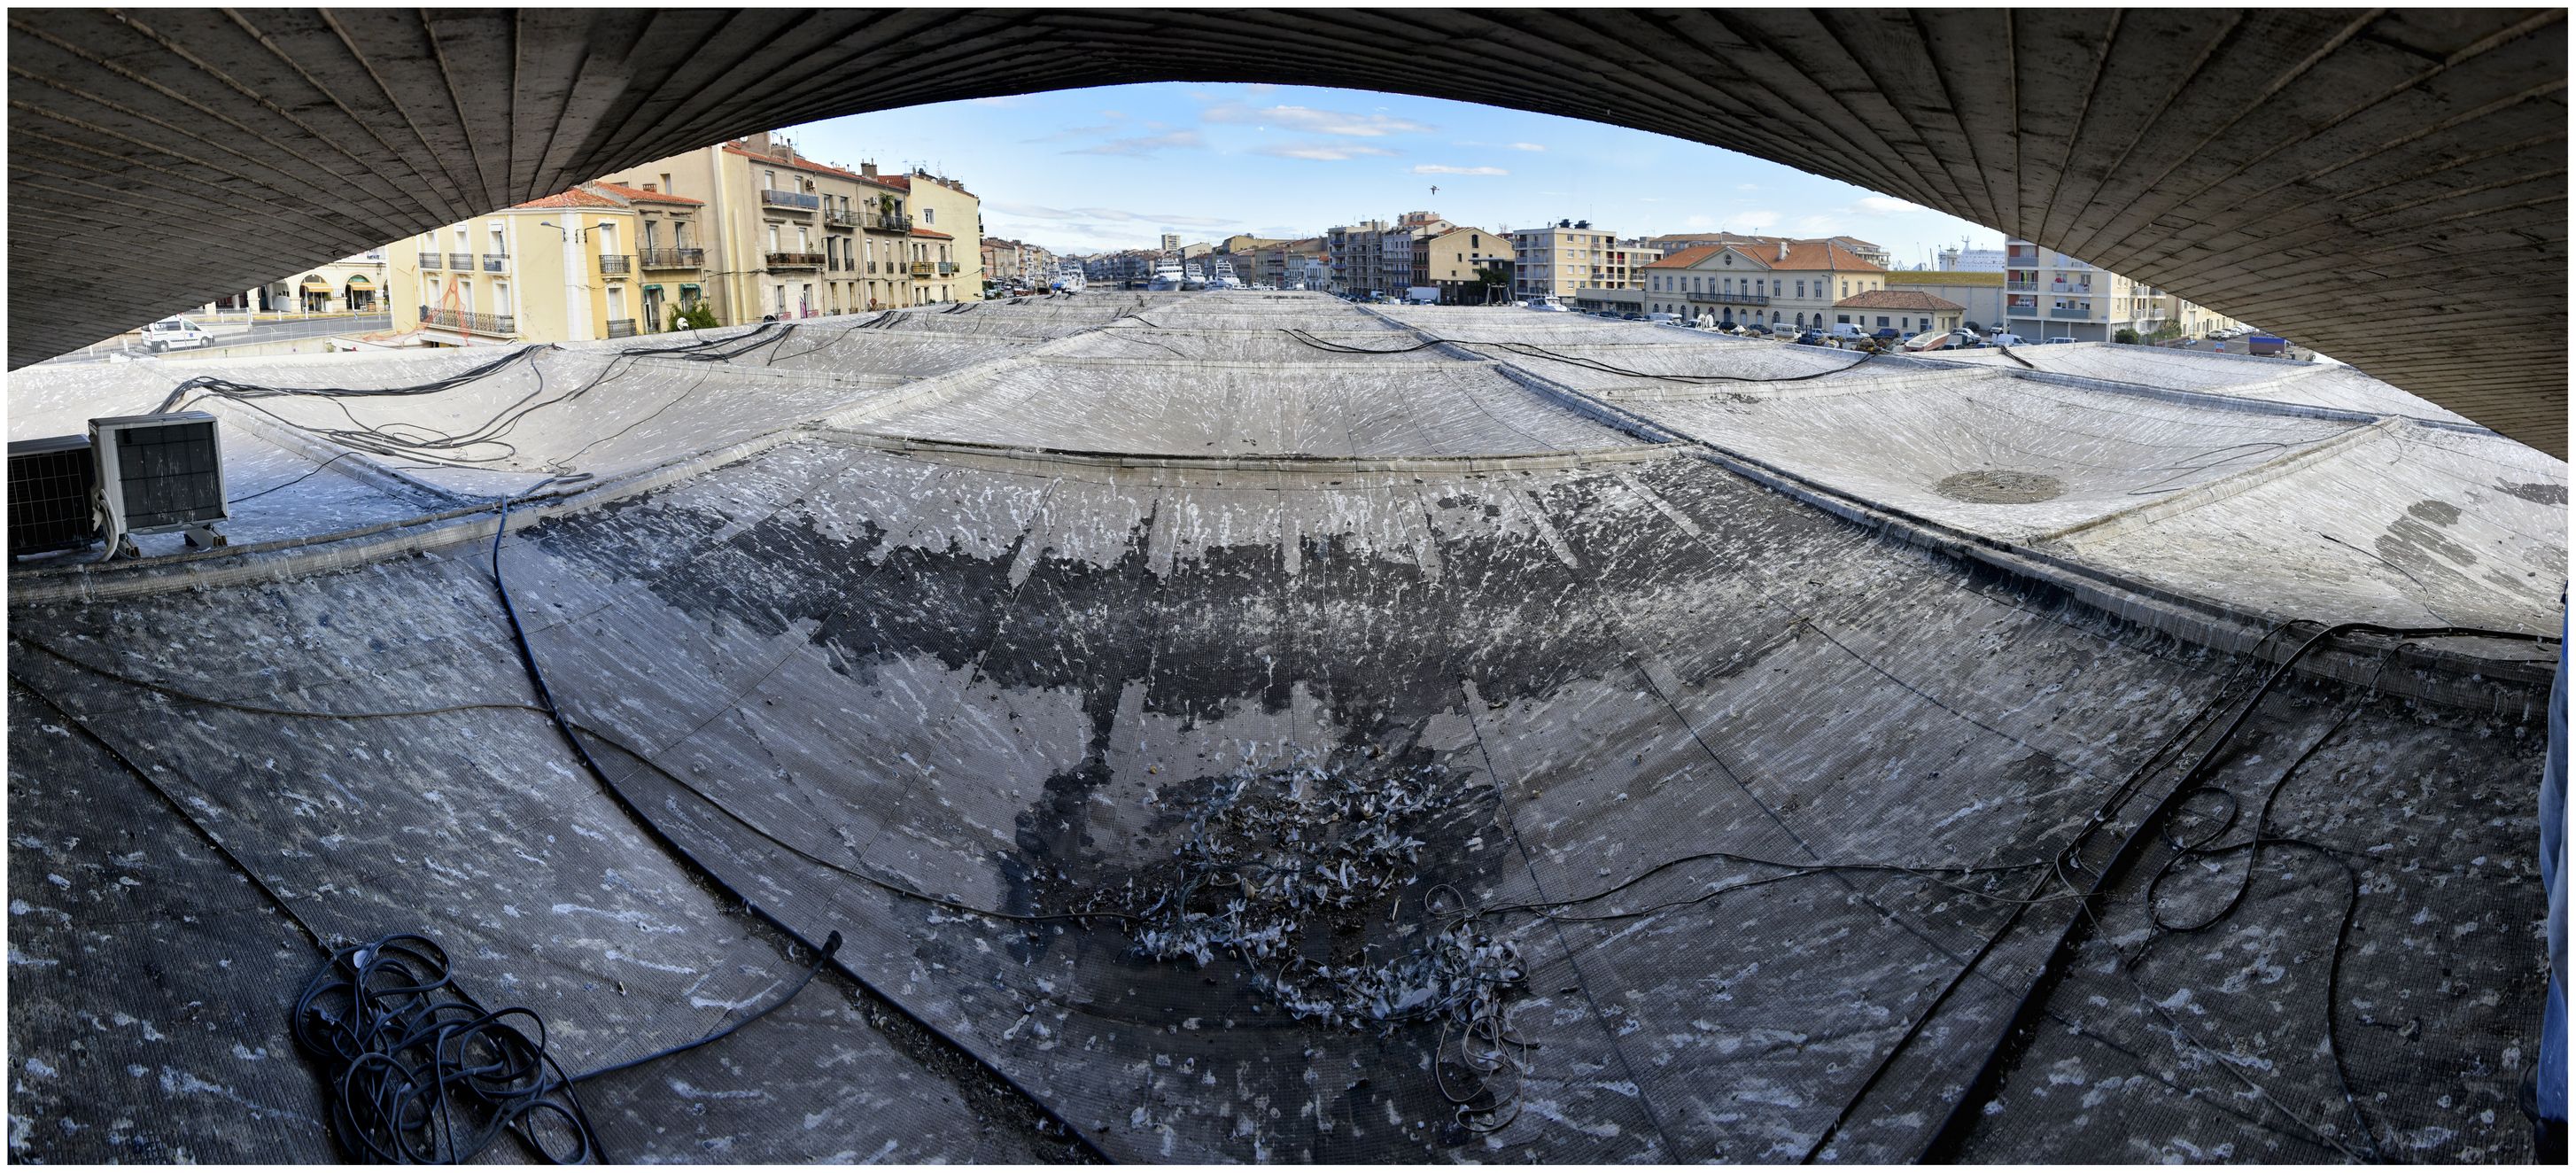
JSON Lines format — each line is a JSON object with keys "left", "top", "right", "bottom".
{"left": 388, "top": 188, "right": 654, "bottom": 346}
{"left": 1509, "top": 221, "right": 1658, "bottom": 302}
{"left": 2004, "top": 237, "right": 2169, "bottom": 342}
{"left": 1641, "top": 238, "right": 1887, "bottom": 329}
{"left": 598, "top": 132, "right": 981, "bottom": 322}
{"left": 1418, "top": 227, "right": 1513, "bottom": 304}
{"left": 205, "top": 251, "right": 390, "bottom": 316}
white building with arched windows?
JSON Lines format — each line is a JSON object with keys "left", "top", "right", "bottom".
{"left": 1640, "top": 237, "right": 1886, "bottom": 330}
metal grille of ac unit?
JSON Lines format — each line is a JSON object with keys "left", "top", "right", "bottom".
{"left": 106, "top": 418, "right": 226, "bottom": 530}
{"left": 7, "top": 435, "right": 98, "bottom": 556}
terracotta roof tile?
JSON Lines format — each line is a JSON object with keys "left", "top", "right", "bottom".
{"left": 721, "top": 142, "right": 904, "bottom": 190}
{"left": 1642, "top": 245, "right": 1725, "bottom": 269}
{"left": 1833, "top": 289, "right": 1964, "bottom": 312}
{"left": 588, "top": 180, "right": 703, "bottom": 206}
{"left": 509, "top": 188, "right": 624, "bottom": 210}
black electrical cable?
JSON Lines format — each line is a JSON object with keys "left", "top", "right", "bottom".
{"left": 1913, "top": 621, "right": 2555, "bottom": 1162}
{"left": 292, "top": 933, "right": 605, "bottom": 1164}
{"left": 475, "top": 491, "right": 1110, "bottom": 1158}
{"left": 564, "top": 931, "right": 845, "bottom": 1084}
{"left": 227, "top": 451, "right": 365, "bottom": 504}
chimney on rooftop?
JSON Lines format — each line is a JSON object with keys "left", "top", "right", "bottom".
{"left": 860, "top": 161, "right": 878, "bottom": 178}
{"left": 1778, "top": 240, "right": 1788, "bottom": 261}
{"left": 744, "top": 130, "right": 773, "bottom": 154}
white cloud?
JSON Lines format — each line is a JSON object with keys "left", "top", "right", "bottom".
{"left": 1414, "top": 164, "right": 1507, "bottom": 176}
{"left": 1738, "top": 210, "right": 1781, "bottom": 229}
{"left": 1067, "top": 129, "right": 1204, "bottom": 157}
{"left": 1854, "top": 196, "right": 1924, "bottom": 214}
{"left": 1204, "top": 103, "right": 1433, "bottom": 137}
{"left": 1506, "top": 142, "right": 1547, "bottom": 151}
{"left": 1254, "top": 142, "right": 1398, "bottom": 161}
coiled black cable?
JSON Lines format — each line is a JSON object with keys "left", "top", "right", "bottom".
{"left": 292, "top": 933, "right": 603, "bottom": 1163}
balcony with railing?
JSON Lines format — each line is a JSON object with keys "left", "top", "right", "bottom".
{"left": 605, "top": 318, "right": 637, "bottom": 338}
{"left": 866, "top": 212, "right": 912, "bottom": 232}
{"left": 1685, "top": 290, "right": 1770, "bottom": 307}
{"left": 937, "top": 261, "right": 958, "bottom": 275}
{"left": 418, "top": 306, "right": 516, "bottom": 336}
{"left": 765, "top": 251, "right": 826, "bottom": 269}
{"left": 2006, "top": 278, "right": 2037, "bottom": 292}
{"left": 825, "top": 208, "right": 858, "bottom": 229}
{"left": 639, "top": 247, "right": 703, "bottom": 268}
{"left": 448, "top": 252, "right": 473, "bottom": 269}
{"left": 482, "top": 253, "right": 506, "bottom": 272}
{"left": 2049, "top": 306, "right": 2093, "bottom": 320}
{"left": 908, "top": 260, "right": 935, "bottom": 278}
{"left": 761, "top": 189, "right": 820, "bottom": 211}
{"left": 598, "top": 253, "right": 632, "bottom": 276}
{"left": 417, "top": 252, "right": 440, "bottom": 269}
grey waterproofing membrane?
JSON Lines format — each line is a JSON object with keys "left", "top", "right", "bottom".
{"left": 5, "top": 292, "right": 2564, "bottom": 1161}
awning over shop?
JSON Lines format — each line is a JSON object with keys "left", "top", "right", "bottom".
{"left": 299, "top": 280, "right": 331, "bottom": 291}
{"left": 345, "top": 275, "right": 372, "bottom": 287}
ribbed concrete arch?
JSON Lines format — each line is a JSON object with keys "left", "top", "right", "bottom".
{"left": 8, "top": 7, "right": 2566, "bottom": 453}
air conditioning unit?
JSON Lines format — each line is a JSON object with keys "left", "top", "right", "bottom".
{"left": 8, "top": 434, "right": 100, "bottom": 558}
{"left": 88, "top": 412, "right": 229, "bottom": 557}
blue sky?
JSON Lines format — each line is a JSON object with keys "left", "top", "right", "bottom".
{"left": 785, "top": 83, "right": 2003, "bottom": 263}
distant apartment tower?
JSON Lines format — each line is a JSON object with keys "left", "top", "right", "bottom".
{"left": 1160, "top": 232, "right": 1181, "bottom": 253}
{"left": 2003, "top": 237, "right": 2168, "bottom": 342}
{"left": 1937, "top": 245, "right": 2008, "bottom": 272}
{"left": 1510, "top": 221, "right": 1656, "bottom": 302}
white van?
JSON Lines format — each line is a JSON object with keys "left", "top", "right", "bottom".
{"left": 1644, "top": 312, "right": 1680, "bottom": 323}
{"left": 138, "top": 317, "right": 213, "bottom": 353}
{"left": 1827, "top": 322, "right": 1867, "bottom": 340}
{"left": 1989, "top": 332, "right": 2029, "bottom": 346}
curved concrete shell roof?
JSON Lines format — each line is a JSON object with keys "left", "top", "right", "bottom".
{"left": 7, "top": 294, "right": 2563, "bottom": 1161}
{"left": 4, "top": 8, "right": 2567, "bottom": 454}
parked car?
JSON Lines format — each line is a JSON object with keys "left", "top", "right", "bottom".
{"left": 2044, "top": 336, "right": 2077, "bottom": 345}
{"left": 1990, "top": 332, "right": 2029, "bottom": 346}
{"left": 1793, "top": 330, "right": 1825, "bottom": 346}
{"left": 138, "top": 316, "right": 213, "bottom": 353}
{"left": 1644, "top": 312, "right": 1680, "bottom": 323}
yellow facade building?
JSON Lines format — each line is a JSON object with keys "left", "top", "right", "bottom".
{"left": 598, "top": 132, "right": 981, "bottom": 321}
{"left": 388, "top": 188, "right": 667, "bottom": 346}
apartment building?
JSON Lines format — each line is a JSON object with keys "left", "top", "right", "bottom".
{"left": 2003, "top": 238, "right": 2167, "bottom": 342}
{"left": 1641, "top": 238, "right": 1886, "bottom": 328}
{"left": 389, "top": 187, "right": 657, "bottom": 346}
{"left": 1509, "top": 221, "right": 1659, "bottom": 302}
{"left": 1325, "top": 221, "right": 1386, "bottom": 296}
{"left": 1417, "top": 226, "right": 1513, "bottom": 304}
{"left": 875, "top": 168, "right": 983, "bottom": 304}
{"left": 597, "top": 131, "right": 979, "bottom": 322}
{"left": 1644, "top": 231, "right": 1888, "bottom": 270}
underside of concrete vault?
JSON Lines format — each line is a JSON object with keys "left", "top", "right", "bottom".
{"left": 4, "top": 8, "right": 2568, "bottom": 454}
{"left": 6, "top": 294, "right": 2564, "bottom": 1161}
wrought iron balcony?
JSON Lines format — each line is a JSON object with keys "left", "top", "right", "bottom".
{"left": 418, "top": 306, "right": 516, "bottom": 336}
{"left": 417, "top": 252, "right": 440, "bottom": 269}
{"left": 760, "top": 189, "right": 820, "bottom": 210}
{"left": 866, "top": 213, "right": 912, "bottom": 232}
{"left": 765, "top": 251, "right": 826, "bottom": 269}
{"left": 825, "top": 209, "right": 858, "bottom": 228}
{"left": 598, "top": 253, "right": 632, "bottom": 276}
{"left": 482, "top": 253, "right": 506, "bottom": 272}
{"left": 908, "top": 260, "right": 935, "bottom": 278}
{"left": 638, "top": 247, "right": 703, "bottom": 268}
{"left": 605, "top": 318, "right": 638, "bottom": 338}
{"left": 447, "top": 253, "right": 472, "bottom": 269}
{"left": 937, "top": 261, "right": 958, "bottom": 274}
